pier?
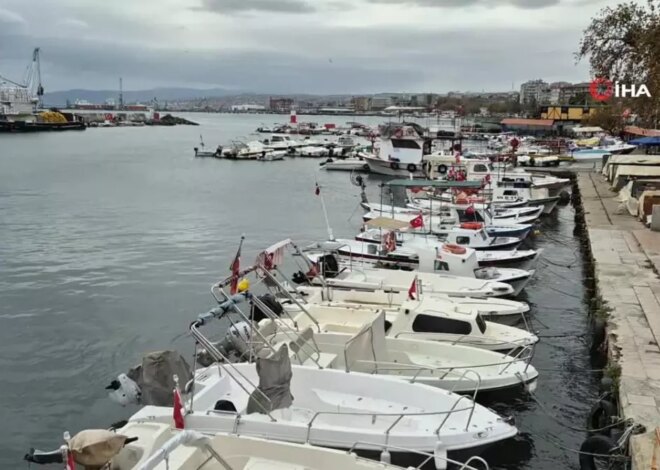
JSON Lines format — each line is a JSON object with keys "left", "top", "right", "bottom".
{"left": 578, "top": 171, "right": 660, "bottom": 468}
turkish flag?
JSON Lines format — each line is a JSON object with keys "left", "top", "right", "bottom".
{"left": 409, "top": 214, "right": 424, "bottom": 229}
{"left": 173, "top": 388, "right": 185, "bottom": 429}
{"left": 408, "top": 276, "right": 418, "bottom": 300}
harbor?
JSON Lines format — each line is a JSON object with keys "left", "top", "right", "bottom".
{"left": 2, "top": 0, "right": 660, "bottom": 468}
{"left": 3, "top": 112, "right": 655, "bottom": 470}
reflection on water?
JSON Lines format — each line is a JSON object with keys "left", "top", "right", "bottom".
{"left": 0, "top": 114, "right": 595, "bottom": 469}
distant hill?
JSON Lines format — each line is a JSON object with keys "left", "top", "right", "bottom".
{"left": 43, "top": 87, "right": 237, "bottom": 106}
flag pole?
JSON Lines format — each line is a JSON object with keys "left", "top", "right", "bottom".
{"left": 316, "top": 182, "right": 334, "bottom": 241}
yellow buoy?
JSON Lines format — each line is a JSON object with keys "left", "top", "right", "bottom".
{"left": 534, "top": 230, "right": 541, "bottom": 236}
{"left": 237, "top": 278, "right": 250, "bottom": 293}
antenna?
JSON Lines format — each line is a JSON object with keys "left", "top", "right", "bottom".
{"left": 119, "top": 77, "right": 124, "bottom": 110}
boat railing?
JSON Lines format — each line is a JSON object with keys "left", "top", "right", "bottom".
{"left": 346, "top": 441, "right": 490, "bottom": 470}
{"left": 501, "top": 344, "right": 535, "bottom": 374}
{"left": 189, "top": 321, "right": 276, "bottom": 421}
{"left": 303, "top": 402, "right": 476, "bottom": 447}
{"left": 250, "top": 295, "right": 324, "bottom": 369}
{"left": 136, "top": 430, "right": 234, "bottom": 470}
{"left": 211, "top": 263, "right": 321, "bottom": 333}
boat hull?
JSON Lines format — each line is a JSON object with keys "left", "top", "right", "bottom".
{"left": 363, "top": 155, "right": 425, "bottom": 177}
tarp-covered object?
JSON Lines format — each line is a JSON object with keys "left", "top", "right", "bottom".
{"left": 128, "top": 351, "right": 192, "bottom": 406}
{"left": 68, "top": 429, "right": 129, "bottom": 467}
{"left": 247, "top": 344, "right": 293, "bottom": 414}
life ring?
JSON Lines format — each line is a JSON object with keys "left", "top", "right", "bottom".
{"left": 579, "top": 435, "right": 616, "bottom": 470}
{"left": 443, "top": 244, "right": 467, "bottom": 255}
{"left": 390, "top": 161, "right": 400, "bottom": 170}
{"left": 407, "top": 163, "right": 417, "bottom": 173}
{"left": 460, "top": 222, "right": 483, "bottom": 230}
{"left": 437, "top": 164, "right": 448, "bottom": 174}
{"left": 456, "top": 198, "right": 469, "bottom": 205}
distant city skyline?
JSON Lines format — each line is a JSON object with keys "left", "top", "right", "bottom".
{"left": 1, "top": 0, "right": 623, "bottom": 94}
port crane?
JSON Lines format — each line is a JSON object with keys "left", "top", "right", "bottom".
{"left": 0, "top": 47, "right": 44, "bottom": 108}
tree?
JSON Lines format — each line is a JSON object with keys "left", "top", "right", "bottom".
{"left": 577, "top": 0, "right": 660, "bottom": 127}
{"left": 585, "top": 104, "right": 627, "bottom": 135}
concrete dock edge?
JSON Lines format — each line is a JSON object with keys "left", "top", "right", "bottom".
{"left": 577, "top": 171, "right": 660, "bottom": 468}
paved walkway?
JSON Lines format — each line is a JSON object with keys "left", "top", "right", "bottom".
{"left": 579, "top": 172, "right": 660, "bottom": 468}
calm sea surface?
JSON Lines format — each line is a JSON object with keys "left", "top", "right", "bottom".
{"left": 0, "top": 113, "right": 596, "bottom": 468}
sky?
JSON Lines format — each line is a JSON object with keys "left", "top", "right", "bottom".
{"left": 0, "top": 0, "right": 622, "bottom": 94}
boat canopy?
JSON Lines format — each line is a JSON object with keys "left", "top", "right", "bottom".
{"left": 364, "top": 217, "right": 410, "bottom": 230}
{"left": 385, "top": 179, "right": 483, "bottom": 189}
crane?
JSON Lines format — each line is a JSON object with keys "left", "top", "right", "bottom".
{"left": 0, "top": 47, "right": 43, "bottom": 107}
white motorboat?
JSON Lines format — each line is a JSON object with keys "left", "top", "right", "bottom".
{"left": 298, "top": 144, "right": 329, "bottom": 157}
{"left": 270, "top": 293, "right": 538, "bottom": 352}
{"left": 328, "top": 239, "right": 523, "bottom": 297}
{"left": 358, "top": 220, "right": 521, "bottom": 250}
{"left": 293, "top": 277, "right": 530, "bottom": 319}
{"left": 115, "top": 422, "right": 468, "bottom": 470}
{"left": 362, "top": 124, "right": 428, "bottom": 177}
{"left": 25, "top": 421, "right": 489, "bottom": 470}
{"left": 407, "top": 199, "right": 543, "bottom": 225}
{"left": 126, "top": 320, "right": 518, "bottom": 467}
{"left": 321, "top": 157, "right": 369, "bottom": 172}
{"left": 354, "top": 228, "right": 537, "bottom": 268}
{"left": 263, "top": 134, "right": 304, "bottom": 152}
{"left": 261, "top": 311, "right": 538, "bottom": 394}
{"left": 428, "top": 243, "right": 534, "bottom": 297}
{"left": 427, "top": 185, "right": 560, "bottom": 215}
{"left": 361, "top": 203, "right": 533, "bottom": 239}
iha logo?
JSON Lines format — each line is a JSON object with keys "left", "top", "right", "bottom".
{"left": 589, "top": 77, "right": 652, "bottom": 102}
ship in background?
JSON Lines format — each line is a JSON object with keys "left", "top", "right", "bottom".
{"left": 0, "top": 48, "right": 85, "bottom": 132}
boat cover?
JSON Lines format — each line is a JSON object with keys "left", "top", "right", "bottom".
{"left": 247, "top": 344, "right": 294, "bottom": 414}
{"left": 127, "top": 350, "right": 192, "bottom": 406}
{"left": 68, "top": 429, "right": 129, "bottom": 466}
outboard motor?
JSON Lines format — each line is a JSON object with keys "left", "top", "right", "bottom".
{"left": 105, "top": 350, "right": 192, "bottom": 407}
{"left": 106, "top": 373, "right": 142, "bottom": 406}
{"left": 24, "top": 447, "right": 64, "bottom": 465}
{"left": 196, "top": 321, "right": 252, "bottom": 366}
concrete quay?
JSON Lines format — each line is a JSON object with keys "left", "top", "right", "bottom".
{"left": 578, "top": 171, "right": 660, "bottom": 468}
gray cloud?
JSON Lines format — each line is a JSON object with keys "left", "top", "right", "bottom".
{"left": 0, "top": 0, "right": 601, "bottom": 93}
{"left": 196, "top": 0, "right": 315, "bottom": 14}
{"left": 366, "top": 0, "right": 576, "bottom": 8}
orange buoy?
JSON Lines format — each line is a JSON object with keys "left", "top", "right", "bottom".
{"left": 443, "top": 243, "right": 467, "bottom": 255}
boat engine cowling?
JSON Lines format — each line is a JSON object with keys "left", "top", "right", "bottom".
{"left": 106, "top": 350, "right": 192, "bottom": 407}
{"left": 196, "top": 321, "right": 252, "bottom": 366}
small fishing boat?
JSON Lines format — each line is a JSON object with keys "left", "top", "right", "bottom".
{"left": 260, "top": 311, "right": 538, "bottom": 394}
{"left": 354, "top": 228, "right": 537, "bottom": 268}
{"left": 193, "top": 135, "right": 220, "bottom": 157}
{"left": 321, "top": 156, "right": 369, "bottom": 172}
{"left": 361, "top": 206, "right": 532, "bottom": 240}
{"left": 358, "top": 219, "right": 522, "bottom": 250}
{"left": 25, "top": 421, "right": 490, "bottom": 470}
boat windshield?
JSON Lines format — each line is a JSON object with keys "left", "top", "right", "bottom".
{"left": 479, "top": 230, "right": 488, "bottom": 241}
{"left": 476, "top": 314, "right": 487, "bottom": 334}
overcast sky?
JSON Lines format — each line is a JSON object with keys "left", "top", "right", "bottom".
{"left": 0, "top": 0, "right": 620, "bottom": 94}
